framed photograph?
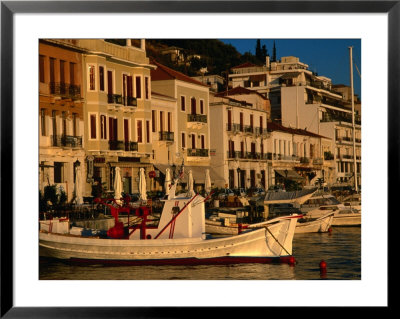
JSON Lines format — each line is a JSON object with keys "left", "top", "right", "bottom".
{"left": 1, "top": 0, "right": 395, "bottom": 316}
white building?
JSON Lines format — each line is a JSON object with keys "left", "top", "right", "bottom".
{"left": 209, "top": 87, "right": 270, "bottom": 189}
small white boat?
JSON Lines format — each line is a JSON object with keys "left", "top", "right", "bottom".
{"left": 40, "top": 172, "right": 301, "bottom": 265}
{"left": 295, "top": 212, "right": 334, "bottom": 233}
{"left": 304, "top": 205, "right": 361, "bottom": 226}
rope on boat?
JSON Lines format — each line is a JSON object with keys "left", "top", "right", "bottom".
{"left": 264, "top": 226, "right": 291, "bottom": 256}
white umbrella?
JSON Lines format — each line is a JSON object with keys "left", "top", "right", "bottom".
{"left": 205, "top": 168, "right": 211, "bottom": 194}
{"left": 74, "top": 165, "right": 83, "bottom": 205}
{"left": 164, "top": 168, "right": 172, "bottom": 196}
{"left": 114, "top": 166, "right": 122, "bottom": 203}
{"left": 188, "top": 170, "right": 194, "bottom": 195}
{"left": 139, "top": 168, "right": 147, "bottom": 201}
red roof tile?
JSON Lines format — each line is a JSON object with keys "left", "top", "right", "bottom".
{"left": 267, "top": 121, "right": 330, "bottom": 139}
{"left": 150, "top": 59, "right": 209, "bottom": 87}
{"left": 215, "top": 86, "right": 267, "bottom": 100}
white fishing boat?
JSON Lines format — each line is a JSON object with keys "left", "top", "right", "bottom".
{"left": 295, "top": 212, "right": 334, "bottom": 233}
{"left": 40, "top": 170, "right": 301, "bottom": 265}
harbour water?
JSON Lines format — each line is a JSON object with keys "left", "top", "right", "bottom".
{"left": 39, "top": 226, "right": 360, "bottom": 280}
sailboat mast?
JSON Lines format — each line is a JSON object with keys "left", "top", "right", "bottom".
{"left": 349, "top": 46, "right": 358, "bottom": 193}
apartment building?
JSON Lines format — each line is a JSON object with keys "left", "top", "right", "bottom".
{"left": 39, "top": 39, "right": 85, "bottom": 202}
{"left": 75, "top": 39, "right": 155, "bottom": 196}
{"left": 229, "top": 56, "right": 361, "bottom": 188}
{"left": 151, "top": 60, "right": 223, "bottom": 191}
{"left": 209, "top": 87, "right": 270, "bottom": 189}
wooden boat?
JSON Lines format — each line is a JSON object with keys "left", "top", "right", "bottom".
{"left": 40, "top": 175, "right": 301, "bottom": 265}
{"left": 295, "top": 212, "right": 334, "bottom": 233}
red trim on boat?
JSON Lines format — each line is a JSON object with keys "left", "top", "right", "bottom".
{"left": 67, "top": 256, "right": 295, "bottom": 266}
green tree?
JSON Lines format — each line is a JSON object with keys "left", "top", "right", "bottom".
{"left": 272, "top": 41, "right": 277, "bottom": 62}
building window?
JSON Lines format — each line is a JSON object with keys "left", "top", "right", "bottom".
{"left": 146, "top": 120, "right": 150, "bottom": 143}
{"left": 152, "top": 110, "right": 156, "bottom": 132}
{"left": 137, "top": 120, "right": 143, "bottom": 143}
{"left": 145, "top": 77, "right": 149, "bottom": 99}
{"left": 181, "top": 96, "right": 185, "bottom": 111}
{"left": 100, "top": 115, "right": 107, "bottom": 139}
{"left": 191, "top": 97, "right": 196, "bottom": 114}
{"left": 89, "top": 65, "right": 95, "bottom": 90}
{"left": 60, "top": 60, "right": 65, "bottom": 93}
{"left": 181, "top": 132, "right": 186, "bottom": 148}
{"left": 201, "top": 135, "right": 205, "bottom": 149}
{"left": 135, "top": 76, "right": 141, "bottom": 99}
{"left": 109, "top": 117, "right": 118, "bottom": 141}
{"left": 72, "top": 113, "right": 78, "bottom": 137}
{"left": 39, "top": 55, "right": 45, "bottom": 83}
{"left": 107, "top": 70, "right": 113, "bottom": 95}
{"left": 90, "top": 114, "right": 97, "bottom": 139}
{"left": 99, "top": 66, "right": 105, "bottom": 91}
{"left": 52, "top": 110, "right": 57, "bottom": 138}
{"left": 70, "top": 62, "right": 75, "bottom": 85}
{"left": 49, "top": 58, "right": 55, "bottom": 93}
{"left": 62, "top": 111, "right": 67, "bottom": 136}
{"left": 168, "top": 112, "right": 172, "bottom": 132}
{"left": 200, "top": 100, "right": 204, "bottom": 114}
{"left": 159, "top": 111, "right": 164, "bottom": 132}
{"left": 40, "top": 109, "right": 46, "bottom": 136}
{"left": 54, "top": 162, "right": 64, "bottom": 183}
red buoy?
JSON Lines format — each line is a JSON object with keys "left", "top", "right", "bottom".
{"left": 288, "top": 256, "right": 296, "bottom": 266}
{"left": 319, "top": 260, "right": 327, "bottom": 270}
{"left": 328, "top": 227, "right": 333, "bottom": 233}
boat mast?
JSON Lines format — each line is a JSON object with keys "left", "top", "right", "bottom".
{"left": 349, "top": 46, "right": 358, "bottom": 193}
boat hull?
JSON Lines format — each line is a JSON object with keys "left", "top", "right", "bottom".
{"left": 295, "top": 213, "right": 334, "bottom": 233}
{"left": 331, "top": 214, "right": 361, "bottom": 226}
{"left": 39, "top": 217, "right": 298, "bottom": 265}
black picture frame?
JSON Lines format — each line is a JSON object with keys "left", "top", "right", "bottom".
{"left": 1, "top": 1, "right": 395, "bottom": 317}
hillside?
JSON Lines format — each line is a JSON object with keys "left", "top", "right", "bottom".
{"left": 146, "top": 39, "right": 263, "bottom": 76}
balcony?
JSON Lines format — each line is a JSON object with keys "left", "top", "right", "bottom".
{"left": 244, "top": 125, "right": 254, "bottom": 135}
{"left": 109, "top": 140, "right": 138, "bottom": 151}
{"left": 246, "top": 152, "right": 261, "bottom": 160}
{"left": 324, "top": 152, "right": 335, "bottom": 160}
{"left": 107, "top": 94, "right": 123, "bottom": 104}
{"left": 226, "top": 123, "right": 240, "bottom": 134}
{"left": 49, "top": 82, "right": 81, "bottom": 100}
{"left": 51, "top": 135, "right": 82, "bottom": 148}
{"left": 300, "top": 157, "right": 310, "bottom": 164}
{"left": 187, "top": 114, "right": 207, "bottom": 123}
{"left": 313, "top": 158, "right": 324, "bottom": 165}
{"left": 159, "top": 131, "right": 174, "bottom": 142}
{"left": 266, "top": 153, "right": 300, "bottom": 161}
{"left": 187, "top": 148, "right": 209, "bottom": 157}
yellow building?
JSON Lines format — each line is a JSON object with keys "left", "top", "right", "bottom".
{"left": 75, "top": 39, "right": 156, "bottom": 196}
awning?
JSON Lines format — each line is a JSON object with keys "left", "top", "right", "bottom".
{"left": 154, "top": 164, "right": 224, "bottom": 184}
{"left": 275, "top": 169, "right": 305, "bottom": 181}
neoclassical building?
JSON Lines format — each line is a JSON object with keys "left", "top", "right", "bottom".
{"left": 209, "top": 87, "right": 270, "bottom": 189}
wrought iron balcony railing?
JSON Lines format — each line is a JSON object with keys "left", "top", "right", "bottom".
{"left": 49, "top": 82, "right": 81, "bottom": 99}
{"left": 159, "top": 131, "right": 174, "bottom": 141}
{"left": 51, "top": 135, "right": 82, "bottom": 148}
{"left": 109, "top": 140, "right": 138, "bottom": 151}
{"left": 187, "top": 148, "right": 209, "bottom": 157}
{"left": 187, "top": 114, "right": 207, "bottom": 123}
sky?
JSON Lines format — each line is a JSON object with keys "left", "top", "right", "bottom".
{"left": 220, "top": 39, "right": 361, "bottom": 99}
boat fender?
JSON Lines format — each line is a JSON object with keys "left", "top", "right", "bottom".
{"left": 238, "top": 223, "right": 242, "bottom": 234}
